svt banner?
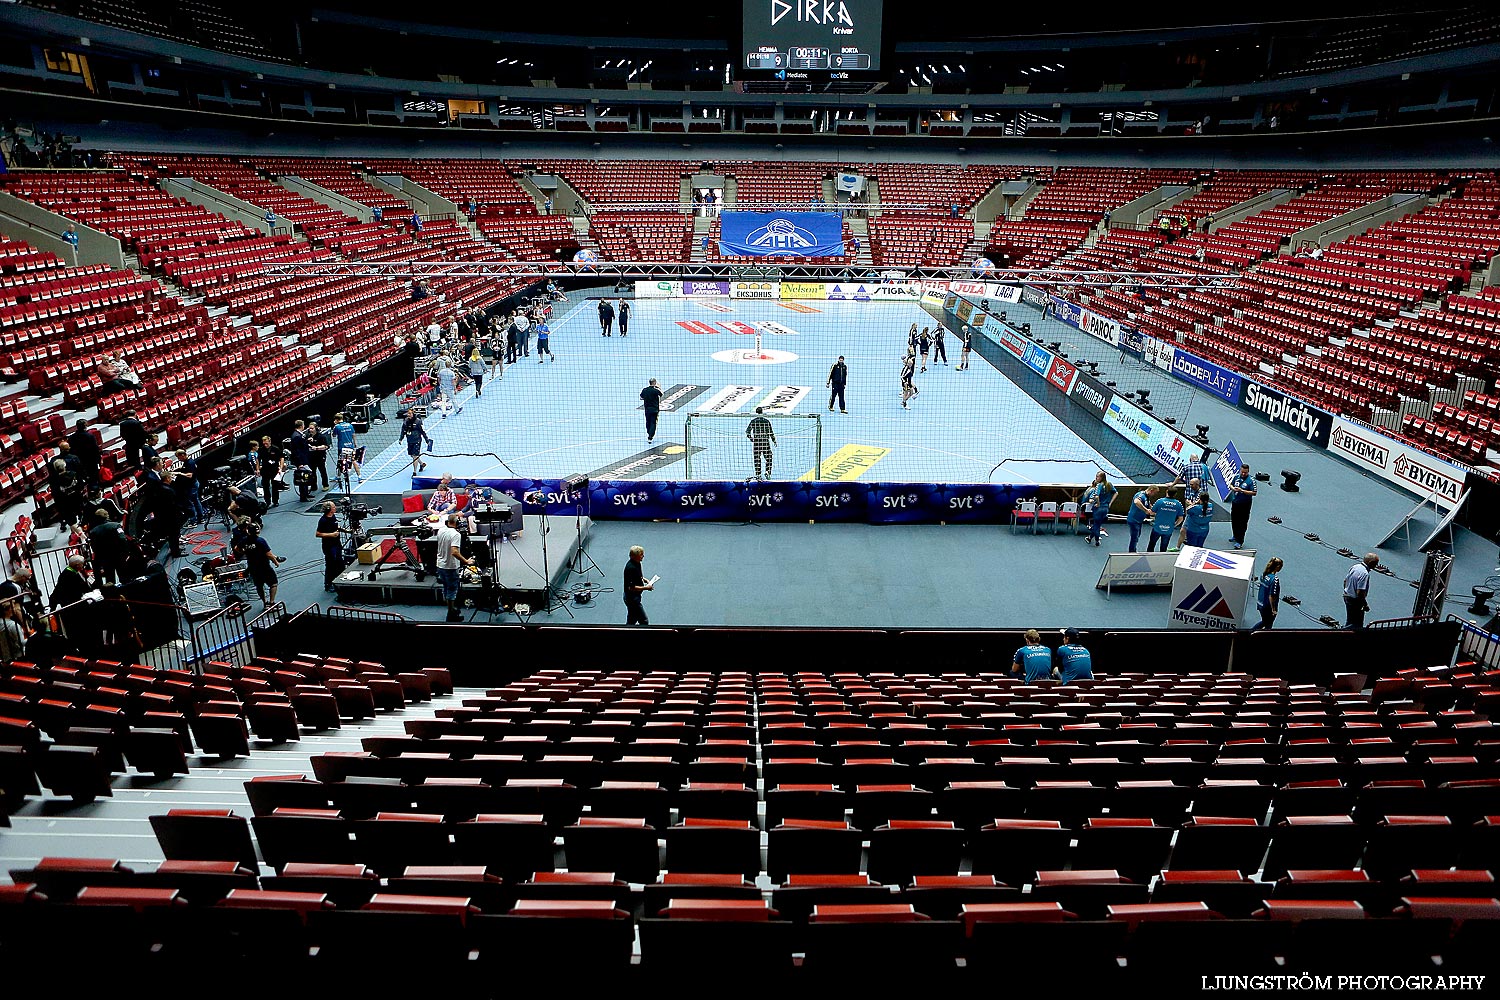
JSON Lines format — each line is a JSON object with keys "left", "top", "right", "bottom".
{"left": 719, "top": 212, "right": 845, "bottom": 258}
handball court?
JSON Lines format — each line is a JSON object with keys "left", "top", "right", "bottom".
{"left": 247, "top": 295, "right": 1500, "bottom": 633}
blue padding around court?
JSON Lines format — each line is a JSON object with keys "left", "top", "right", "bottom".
{"left": 411, "top": 476, "right": 1041, "bottom": 524}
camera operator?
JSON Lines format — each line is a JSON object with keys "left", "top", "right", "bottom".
{"left": 436, "top": 512, "right": 474, "bottom": 623}
{"left": 317, "top": 500, "right": 345, "bottom": 593}
{"left": 242, "top": 520, "right": 285, "bottom": 606}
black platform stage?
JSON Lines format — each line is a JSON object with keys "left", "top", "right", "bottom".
{"left": 332, "top": 513, "right": 593, "bottom": 610}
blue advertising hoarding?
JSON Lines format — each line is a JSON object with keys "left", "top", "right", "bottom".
{"left": 1170, "top": 348, "right": 1243, "bottom": 404}
{"left": 719, "top": 212, "right": 845, "bottom": 258}
{"left": 1208, "top": 440, "right": 1244, "bottom": 503}
{"left": 415, "top": 477, "right": 1039, "bottom": 525}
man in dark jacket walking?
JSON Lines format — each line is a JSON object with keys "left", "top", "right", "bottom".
{"left": 827, "top": 356, "right": 848, "bottom": 413}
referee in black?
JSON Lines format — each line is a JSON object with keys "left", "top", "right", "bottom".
{"left": 316, "top": 500, "right": 344, "bottom": 592}
{"left": 624, "top": 544, "right": 653, "bottom": 625}
{"left": 640, "top": 378, "right": 663, "bottom": 443}
{"left": 827, "top": 356, "right": 848, "bottom": 413}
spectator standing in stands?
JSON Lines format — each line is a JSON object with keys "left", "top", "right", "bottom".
{"left": 61, "top": 227, "right": 79, "bottom": 259}
{"left": 316, "top": 501, "right": 343, "bottom": 593}
{"left": 618, "top": 299, "right": 630, "bottom": 337}
{"left": 544, "top": 196, "right": 554, "bottom": 215}
{"left": 50, "top": 554, "right": 92, "bottom": 611}
{"left": 1181, "top": 493, "right": 1214, "bottom": 548}
{"left": 1056, "top": 628, "right": 1093, "bottom": 683}
{"left": 1148, "top": 489, "right": 1184, "bottom": 552}
{"left": 640, "top": 378, "right": 663, "bottom": 443}
{"left": 1127, "top": 486, "right": 1156, "bottom": 553}
{"left": 47, "top": 457, "right": 82, "bottom": 526}
{"left": 931, "top": 324, "right": 948, "bottom": 366}
{"left": 0, "top": 597, "right": 30, "bottom": 662}
{"left": 598, "top": 298, "right": 615, "bottom": 337}
{"left": 702, "top": 234, "right": 712, "bottom": 256}
{"left": 87, "top": 509, "right": 130, "bottom": 587}
{"left": 1101, "top": 210, "right": 1111, "bottom": 229}
{"left": 1227, "top": 463, "right": 1257, "bottom": 550}
{"left": 411, "top": 211, "right": 423, "bottom": 237}
{"left": 402, "top": 411, "right": 432, "bottom": 477}
{"left": 1082, "top": 472, "right": 1115, "bottom": 547}
{"left": 1012, "top": 629, "right": 1053, "bottom": 683}
{"left": 0, "top": 567, "right": 37, "bottom": 617}
{"left": 263, "top": 210, "right": 276, "bottom": 234}
{"left": 259, "top": 434, "right": 284, "bottom": 508}
{"left": 67, "top": 419, "right": 100, "bottom": 490}
{"left": 827, "top": 356, "right": 848, "bottom": 413}
{"left": 372, "top": 206, "right": 383, "bottom": 223}
{"left": 172, "top": 448, "right": 204, "bottom": 525}
{"left": 623, "top": 544, "right": 653, "bottom": 626}
{"left": 1343, "top": 553, "right": 1379, "bottom": 630}
{"left": 535, "top": 321, "right": 553, "bottom": 362}
{"left": 1255, "top": 557, "right": 1283, "bottom": 630}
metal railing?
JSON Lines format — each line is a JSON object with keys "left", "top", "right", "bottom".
{"left": 326, "top": 604, "right": 411, "bottom": 622}
{"left": 1451, "top": 615, "right": 1500, "bottom": 668}
{"left": 262, "top": 258, "right": 1244, "bottom": 288}
{"left": 186, "top": 601, "right": 257, "bottom": 670}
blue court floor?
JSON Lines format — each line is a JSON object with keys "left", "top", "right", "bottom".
{"left": 353, "top": 297, "right": 1126, "bottom": 489}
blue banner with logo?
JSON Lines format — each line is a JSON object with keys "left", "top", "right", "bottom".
{"left": 1208, "top": 440, "right": 1244, "bottom": 504}
{"left": 414, "top": 477, "right": 1039, "bottom": 524}
{"left": 1170, "top": 348, "right": 1243, "bottom": 405}
{"left": 412, "top": 476, "right": 587, "bottom": 515}
{"left": 719, "top": 211, "right": 845, "bottom": 258}
{"left": 865, "top": 483, "right": 1038, "bottom": 525}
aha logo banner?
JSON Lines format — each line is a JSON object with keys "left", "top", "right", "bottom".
{"left": 1046, "top": 356, "right": 1077, "bottom": 394}
{"left": 633, "top": 280, "right": 681, "bottom": 298}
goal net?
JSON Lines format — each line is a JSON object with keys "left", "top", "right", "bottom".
{"left": 683, "top": 411, "right": 822, "bottom": 481}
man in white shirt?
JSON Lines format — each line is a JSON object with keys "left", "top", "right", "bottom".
{"left": 1343, "top": 553, "right": 1378, "bottom": 629}
{"left": 426, "top": 322, "right": 443, "bottom": 355}
{"left": 435, "top": 513, "right": 474, "bottom": 623}
{"left": 514, "top": 310, "right": 532, "bottom": 358}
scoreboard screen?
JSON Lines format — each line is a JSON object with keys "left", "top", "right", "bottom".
{"left": 742, "top": 0, "right": 883, "bottom": 77}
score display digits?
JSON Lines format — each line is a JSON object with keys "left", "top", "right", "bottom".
{"left": 742, "top": 0, "right": 883, "bottom": 75}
